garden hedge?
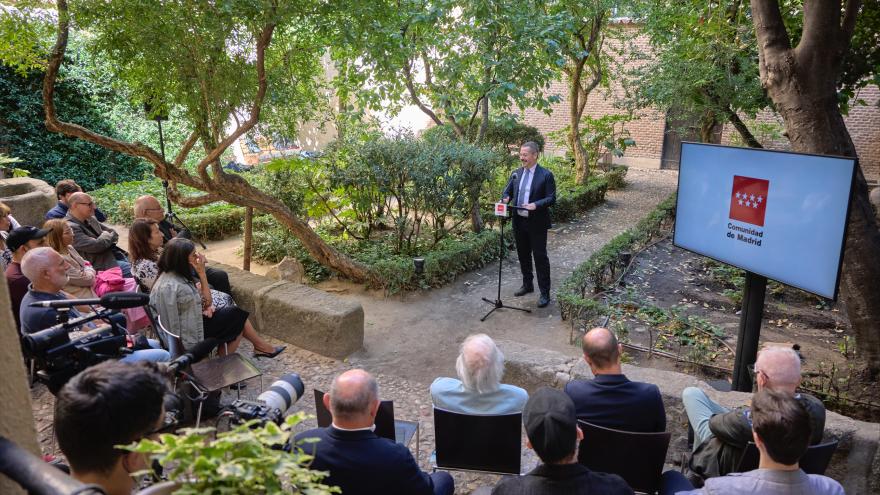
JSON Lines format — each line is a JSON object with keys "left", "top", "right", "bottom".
{"left": 557, "top": 192, "right": 677, "bottom": 324}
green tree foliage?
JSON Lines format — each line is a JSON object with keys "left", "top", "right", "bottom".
{"left": 330, "top": 0, "right": 560, "bottom": 142}
{"left": 627, "top": 0, "right": 768, "bottom": 146}
{"left": 421, "top": 119, "right": 545, "bottom": 154}
{"left": 0, "top": 63, "right": 149, "bottom": 190}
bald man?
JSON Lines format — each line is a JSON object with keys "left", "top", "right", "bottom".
{"left": 564, "top": 327, "right": 665, "bottom": 433}
{"left": 682, "top": 346, "right": 826, "bottom": 484}
{"left": 294, "top": 370, "right": 454, "bottom": 495}
{"left": 19, "top": 247, "right": 169, "bottom": 363}
{"left": 65, "top": 192, "right": 131, "bottom": 277}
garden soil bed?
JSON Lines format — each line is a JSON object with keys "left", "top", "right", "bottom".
{"left": 604, "top": 237, "right": 879, "bottom": 422}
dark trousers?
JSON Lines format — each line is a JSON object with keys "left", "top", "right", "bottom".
{"left": 205, "top": 267, "right": 231, "bottom": 295}
{"left": 430, "top": 471, "right": 455, "bottom": 495}
{"left": 512, "top": 215, "right": 550, "bottom": 295}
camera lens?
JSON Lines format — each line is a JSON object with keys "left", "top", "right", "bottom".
{"left": 257, "top": 373, "right": 304, "bottom": 415}
{"left": 23, "top": 325, "right": 70, "bottom": 355}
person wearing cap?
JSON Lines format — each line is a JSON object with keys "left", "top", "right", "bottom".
{"left": 5, "top": 225, "right": 50, "bottom": 328}
{"left": 65, "top": 192, "right": 131, "bottom": 277}
{"left": 565, "top": 327, "right": 666, "bottom": 433}
{"left": 294, "top": 369, "right": 454, "bottom": 495}
{"left": 491, "top": 387, "right": 633, "bottom": 495}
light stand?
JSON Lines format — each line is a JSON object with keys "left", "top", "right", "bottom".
{"left": 147, "top": 104, "right": 207, "bottom": 249}
{"left": 480, "top": 206, "right": 531, "bottom": 322}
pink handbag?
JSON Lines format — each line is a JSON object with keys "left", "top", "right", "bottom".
{"left": 94, "top": 267, "right": 150, "bottom": 332}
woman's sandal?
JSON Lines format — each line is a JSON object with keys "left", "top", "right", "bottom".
{"left": 253, "top": 345, "right": 287, "bottom": 359}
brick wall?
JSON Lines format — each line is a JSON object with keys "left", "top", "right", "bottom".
{"left": 521, "top": 22, "right": 880, "bottom": 182}
{"left": 522, "top": 24, "right": 666, "bottom": 167}
{"left": 719, "top": 85, "right": 880, "bottom": 183}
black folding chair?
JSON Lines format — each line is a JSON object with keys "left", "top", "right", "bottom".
{"left": 314, "top": 389, "right": 420, "bottom": 463}
{"left": 432, "top": 407, "right": 522, "bottom": 475}
{"left": 577, "top": 420, "right": 671, "bottom": 494}
{"left": 737, "top": 439, "right": 838, "bottom": 474}
{"left": 156, "top": 315, "right": 262, "bottom": 427}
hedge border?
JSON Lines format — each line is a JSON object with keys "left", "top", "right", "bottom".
{"left": 557, "top": 192, "right": 677, "bottom": 324}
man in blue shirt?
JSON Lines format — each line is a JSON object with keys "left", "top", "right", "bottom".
{"left": 19, "top": 247, "right": 168, "bottom": 363}
{"left": 501, "top": 142, "right": 556, "bottom": 308}
{"left": 431, "top": 333, "right": 528, "bottom": 415}
{"left": 45, "top": 179, "right": 108, "bottom": 222}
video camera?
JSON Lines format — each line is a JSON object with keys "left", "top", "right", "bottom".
{"left": 22, "top": 292, "right": 150, "bottom": 394}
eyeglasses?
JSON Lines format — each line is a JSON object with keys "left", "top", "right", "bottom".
{"left": 76, "top": 202, "right": 96, "bottom": 208}
{"left": 747, "top": 364, "right": 768, "bottom": 385}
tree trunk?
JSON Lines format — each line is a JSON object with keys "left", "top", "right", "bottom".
{"left": 569, "top": 73, "right": 590, "bottom": 184}
{"left": 41, "top": 0, "right": 379, "bottom": 287}
{"left": 752, "top": 0, "right": 880, "bottom": 376}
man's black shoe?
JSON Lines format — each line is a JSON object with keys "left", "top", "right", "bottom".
{"left": 537, "top": 294, "right": 550, "bottom": 308}
{"left": 514, "top": 286, "right": 534, "bottom": 297}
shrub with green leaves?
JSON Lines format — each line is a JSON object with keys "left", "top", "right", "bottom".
{"left": 124, "top": 413, "right": 339, "bottom": 494}
{"left": 0, "top": 64, "right": 149, "bottom": 190}
{"left": 251, "top": 214, "right": 509, "bottom": 293}
{"left": 421, "top": 119, "right": 546, "bottom": 154}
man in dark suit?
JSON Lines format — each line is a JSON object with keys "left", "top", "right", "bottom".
{"left": 502, "top": 141, "right": 556, "bottom": 308}
{"left": 293, "top": 369, "right": 454, "bottom": 495}
{"left": 564, "top": 327, "right": 666, "bottom": 433}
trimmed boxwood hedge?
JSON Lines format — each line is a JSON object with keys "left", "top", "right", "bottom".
{"left": 557, "top": 192, "right": 677, "bottom": 324}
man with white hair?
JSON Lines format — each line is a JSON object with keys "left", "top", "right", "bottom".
{"left": 682, "top": 346, "right": 826, "bottom": 485}
{"left": 431, "top": 333, "right": 528, "bottom": 414}
{"left": 19, "top": 247, "right": 168, "bottom": 362}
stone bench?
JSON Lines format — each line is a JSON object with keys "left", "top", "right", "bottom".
{"left": 0, "top": 178, "right": 56, "bottom": 227}
{"left": 497, "top": 339, "right": 880, "bottom": 494}
{"left": 210, "top": 262, "right": 364, "bottom": 359}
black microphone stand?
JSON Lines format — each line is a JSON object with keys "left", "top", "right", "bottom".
{"left": 481, "top": 204, "right": 531, "bottom": 322}
{"left": 155, "top": 118, "right": 207, "bottom": 249}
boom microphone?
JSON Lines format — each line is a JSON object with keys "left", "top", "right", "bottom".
{"left": 29, "top": 291, "right": 149, "bottom": 310}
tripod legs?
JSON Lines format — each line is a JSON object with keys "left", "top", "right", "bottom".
{"left": 480, "top": 218, "right": 531, "bottom": 322}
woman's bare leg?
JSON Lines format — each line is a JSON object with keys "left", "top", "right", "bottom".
{"left": 217, "top": 334, "right": 243, "bottom": 356}
{"left": 241, "top": 319, "right": 274, "bottom": 353}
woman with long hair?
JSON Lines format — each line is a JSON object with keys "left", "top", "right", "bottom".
{"left": 128, "top": 218, "right": 164, "bottom": 290}
{"left": 42, "top": 218, "right": 98, "bottom": 299}
{"left": 149, "top": 237, "right": 284, "bottom": 358}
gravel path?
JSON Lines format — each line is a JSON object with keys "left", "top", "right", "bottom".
{"left": 32, "top": 168, "right": 678, "bottom": 493}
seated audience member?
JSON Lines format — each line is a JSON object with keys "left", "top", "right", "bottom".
{"left": 564, "top": 327, "right": 665, "bottom": 432}
{"left": 134, "top": 194, "right": 231, "bottom": 294}
{"left": 150, "top": 238, "right": 283, "bottom": 358}
{"left": 19, "top": 247, "right": 168, "bottom": 362}
{"left": 54, "top": 361, "right": 167, "bottom": 495}
{"left": 431, "top": 333, "right": 528, "bottom": 414}
{"left": 5, "top": 226, "right": 49, "bottom": 328}
{"left": 64, "top": 192, "right": 131, "bottom": 277}
{"left": 45, "top": 179, "right": 108, "bottom": 222}
{"left": 43, "top": 218, "right": 98, "bottom": 299}
{"left": 295, "top": 369, "right": 454, "bottom": 495}
{"left": 0, "top": 201, "right": 13, "bottom": 270}
{"left": 662, "top": 390, "right": 844, "bottom": 495}
{"left": 682, "top": 346, "right": 825, "bottom": 484}
{"left": 491, "top": 387, "right": 633, "bottom": 495}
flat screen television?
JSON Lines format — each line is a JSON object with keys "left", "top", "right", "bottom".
{"left": 674, "top": 142, "right": 856, "bottom": 300}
